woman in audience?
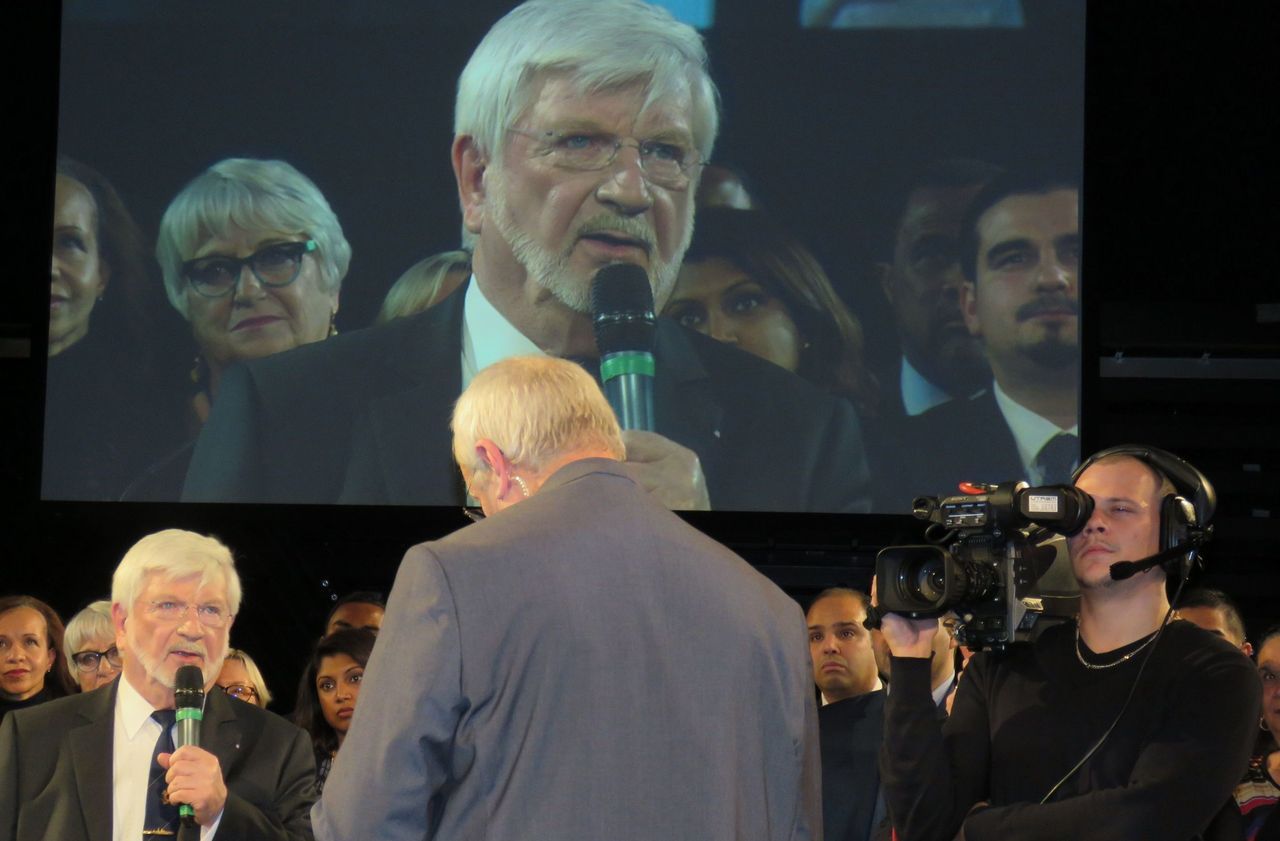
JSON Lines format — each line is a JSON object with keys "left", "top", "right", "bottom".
{"left": 663, "top": 207, "right": 878, "bottom": 415}
{"left": 292, "top": 628, "right": 375, "bottom": 793}
{"left": 1238, "top": 625, "right": 1280, "bottom": 840}
{"left": 45, "top": 156, "right": 187, "bottom": 500}
{"left": 216, "top": 648, "right": 272, "bottom": 708}
{"left": 376, "top": 249, "right": 471, "bottom": 324}
{"left": 62, "top": 600, "right": 120, "bottom": 693}
{"left": 126, "top": 157, "right": 352, "bottom": 499}
{"left": 0, "top": 596, "right": 75, "bottom": 720}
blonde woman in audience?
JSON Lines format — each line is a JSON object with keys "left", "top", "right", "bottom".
{"left": 375, "top": 249, "right": 471, "bottom": 324}
{"left": 217, "top": 648, "right": 272, "bottom": 708}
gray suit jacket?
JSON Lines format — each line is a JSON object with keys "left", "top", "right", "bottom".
{"left": 312, "top": 459, "right": 822, "bottom": 841}
{"left": 0, "top": 681, "right": 317, "bottom": 841}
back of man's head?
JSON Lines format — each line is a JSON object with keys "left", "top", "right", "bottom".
{"left": 959, "top": 167, "right": 1080, "bottom": 283}
{"left": 1179, "top": 587, "right": 1250, "bottom": 651}
{"left": 455, "top": 0, "right": 719, "bottom": 165}
{"left": 452, "top": 356, "right": 625, "bottom": 479}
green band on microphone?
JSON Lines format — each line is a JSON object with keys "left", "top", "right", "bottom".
{"left": 600, "top": 352, "right": 655, "bottom": 380}
{"left": 176, "top": 708, "right": 201, "bottom": 722}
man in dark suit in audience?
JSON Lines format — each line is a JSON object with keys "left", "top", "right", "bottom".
{"left": 879, "top": 169, "right": 1081, "bottom": 508}
{"left": 182, "top": 0, "right": 871, "bottom": 514}
{"left": 0, "top": 529, "right": 315, "bottom": 841}
{"left": 312, "top": 355, "right": 821, "bottom": 840}
{"left": 807, "top": 588, "right": 890, "bottom": 841}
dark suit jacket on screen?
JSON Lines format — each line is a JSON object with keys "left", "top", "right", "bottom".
{"left": 182, "top": 285, "right": 871, "bottom": 512}
{"left": 874, "top": 389, "right": 1025, "bottom": 511}
{"left": 0, "top": 681, "right": 316, "bottom": 841}
{"left": 311, "top": 459, "right": 822, "bottom": 841}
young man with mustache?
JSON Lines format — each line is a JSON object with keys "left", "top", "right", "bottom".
{"left": 874, "top": 170, "right": 1082, "bottom": 510}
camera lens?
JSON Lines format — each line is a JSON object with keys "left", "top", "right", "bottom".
{"left": 900, "top": 555, "right": 946, "bottom": 606}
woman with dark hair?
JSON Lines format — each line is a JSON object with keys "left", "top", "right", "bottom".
{"left": 0, "top": 595, "right": 76, "bottom": 721}
{"left": 45, "top": 156, "right": 188, "bottom": 500}
{"left": 663, "top": 207, "right": 878, "bottom": 415}
{"left": 292, "top": 628, "right": 376, "bottom": 793}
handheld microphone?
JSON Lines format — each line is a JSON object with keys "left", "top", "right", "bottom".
{"left": 174, "top": 665, "right": 204, "bottom": 824}
{"left": 591, "top": 263, "right": 656, "bottom": 431}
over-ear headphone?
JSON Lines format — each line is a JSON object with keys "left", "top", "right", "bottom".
{"left": 1070, "top": 444, "right": 1216, "bottom": 580}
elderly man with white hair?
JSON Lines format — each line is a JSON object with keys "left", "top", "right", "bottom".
{"left": 0, "top": 529, "right": 316, "bottom": 841}
{"left": 312, "top": 355, "right": 821, "bottom": 841}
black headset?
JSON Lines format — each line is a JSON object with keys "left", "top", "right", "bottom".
{"left": 1070, "top": 444, "right": 1216, "bottom": 581}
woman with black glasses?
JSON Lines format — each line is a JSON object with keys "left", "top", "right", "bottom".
{"left": 62, "top": 600, "right": 121, "bottom": 693}
{"left": 124, "top": 157, "right": 352, "bottom": 500}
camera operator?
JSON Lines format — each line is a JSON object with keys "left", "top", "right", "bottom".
{"left": 878, "top": 450, "right": 1260, "bottom": 840}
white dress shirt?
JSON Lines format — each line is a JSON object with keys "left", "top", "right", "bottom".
{"left": 460, "top": 275, "right": 547, "bottom": 390}
{"left": 112, "top": 676, "right": 221, "bottom": 840}
{"left": 899, "top": 356, "right": 956, "bottom": 417}
{"left": 991, "top": 379, "right": 1079, "bottom": 485}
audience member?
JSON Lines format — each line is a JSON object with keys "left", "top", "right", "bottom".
{"left": 217, "top": 648, "right": 273, "bottom": 708}
{"left": 879, "top": 447, "right": 1260, "bottom": 840}
{"left": 62, "top": 599, "right": 121, "bottom": 693}
{"left": 665, "top": 207, "right": 878, "bottom": 414}
{"left": 882, "top": 168, "right": 1081, "bottom": 508}
{"left": 0, "top": 596, "right": 74, "bottom": 720}
{"left": 376, "top": 250, "right": 472, "bottom": 324}
{"left": 807, "top": 588, "right": 890, "bottom": 841}
{"left": 183, "top": 0, "right": 872, "bottom": 514}
{"left": 1237, "top": 625, "right": 1280, "bottom": 841}
{"left": 44, "top": 156, "right": 185, "bottom": 500}
{"left": 311, "top": 354, "right": 819, "bottom": 840}
{"left": 322, "top": 591, "right": 385, "bottom": 636}
{"left": 1180, "top": 586, "right": 1253, "bottom": 655}
{"left": 125, "top": 157, "right": 353, "bottom": 500}
{"left": 873, "top": 158, "right": 1000, "bottom": 419}
{"left": 0, "top": 529, "right": 316, "bottom": 840}
{"left": 292, "top": 629, "right": 375, "bottom": 795}
{"left": 694, "top": 162, "right": 759, "bottom": 210}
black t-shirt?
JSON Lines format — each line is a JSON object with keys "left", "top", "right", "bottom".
{"left": 882, "top": 619, "right": 1261, "bottom": 841}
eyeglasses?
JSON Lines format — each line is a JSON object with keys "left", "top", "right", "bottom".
{"left": 220, "top": 683, "right": 258, "bottom": 702}
{"left": 71, "top": 645, "right": 122, "bottom": 672}
{"left": 143, "top": 600, "right": 231, "bottom": 628}
{"left": 507, "top": 128, "right": 703, "bottom": 190}
{"left": 461, "top": 506, "right": 485, "bottom": 523}
{"left": 182, "top": 239, "right": 317, "bottom": 298}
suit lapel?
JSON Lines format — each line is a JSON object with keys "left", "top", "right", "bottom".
{"left": 201, "top": 690, "right": 247, "bottom": 780}
{"left": 67, "top": 683, "right": 119, "bottom": 841}
{"left": 653, "top": 321, "right": 725, "bottom": 479}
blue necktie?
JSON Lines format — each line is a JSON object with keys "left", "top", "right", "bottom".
{"left": 143, "top": 709, "right": 179, "bottom": 838}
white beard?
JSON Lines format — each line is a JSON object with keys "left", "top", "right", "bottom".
{"left": 486, "top": 171, "right": 690, "bottom": 314}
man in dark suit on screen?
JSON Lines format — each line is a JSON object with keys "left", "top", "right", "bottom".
{"left": 180, "top": 0, "right": 871, "bottom": 514}
{"left": 311, "top": 355, "right": 821, "bottom": 840}
{"left": 0, "top": 529, "right": 315, "bottom": 841}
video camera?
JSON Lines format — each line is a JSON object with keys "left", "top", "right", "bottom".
{"left": 875, "top": 482, "right": 1093, "bottom": 650}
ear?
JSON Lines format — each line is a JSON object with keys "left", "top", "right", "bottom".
{"left": 874, "top": 262, "right": 894, "bottom": 305}
{"left": 96, "top": 259, "right": 111, "bottom": 299}
{"left": 111, "top": 602, "right": 128, "bottom": 648}
{"left": 474, "top": 438, "right": 513, "bottom": 499}
{"left": 452, "top": 135, "right": 490, "bottom": 236}
{"left": 1242, "top": 641, "right": 1254, "bottom": 658}
{"left": 960, "top": 280, "right": 981, "bottom": 336}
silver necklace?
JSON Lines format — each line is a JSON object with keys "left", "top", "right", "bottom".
{"left": 1074, "top": 624, "right": 1161, "bottom": 670}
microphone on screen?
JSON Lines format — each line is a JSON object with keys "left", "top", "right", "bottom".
{"left": 591, "top": 263, "right": 657, "bottom": 431}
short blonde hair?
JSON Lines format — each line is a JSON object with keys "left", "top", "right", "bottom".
{"left": 63, "top": 600, "right": 114, "bottom": 682}
{"left": 375, "top": 250, "right": 471, "bottom": 325}
{"left": 222, "top": 648, "right": 272, "bottom": 708}
{"left": 112, "top": 529, "right": 242, "bottom": 616}
{"left": 451, "top": 356, "right": 624, "bottom": 478}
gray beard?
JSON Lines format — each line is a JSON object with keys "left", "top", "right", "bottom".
{"left": 488, "top": 175, "right": 689, "bottom": 314}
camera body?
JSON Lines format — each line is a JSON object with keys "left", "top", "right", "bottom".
{"left": 875, "top": 482, "right": 1093, "bottom": 650}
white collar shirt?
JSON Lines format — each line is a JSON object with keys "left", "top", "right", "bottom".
{"left": 112, "top": 675, "right": 221, "bottom": 840}
{"left": 899, "top": 356, "right": 955, "bottom": 417}
{"left": 991, "top": 379, "right": 1079, "bottom": 485}
{"left": 460, "top": 275, "right": 547, "bottom": 390}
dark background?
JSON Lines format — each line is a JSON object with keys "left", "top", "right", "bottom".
{"left": 2, "top": 1, "right": 1276, "bottom": 711}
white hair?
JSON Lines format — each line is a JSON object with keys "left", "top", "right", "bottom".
{"left": 62, "top": 599, "right": 113, "bottom": 681}
{"left": 111, "top": 529, "right": 242, "bottom": 616}
{"left": 455, "top": 0, "right": 719, "bottom": 165}
{"left": 451, "top": 356, "right": 625, "bottom": 478}
{"left": 156, "top": 157, "right": 351, "bottom": 319}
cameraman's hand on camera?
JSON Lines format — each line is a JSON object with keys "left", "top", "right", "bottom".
{"left": 879, "top": 612, "right": 942, "bottom": 659}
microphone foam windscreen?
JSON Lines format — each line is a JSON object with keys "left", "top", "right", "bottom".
{"left": 591, "top": 263, "right": 656, "bottom": 355}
